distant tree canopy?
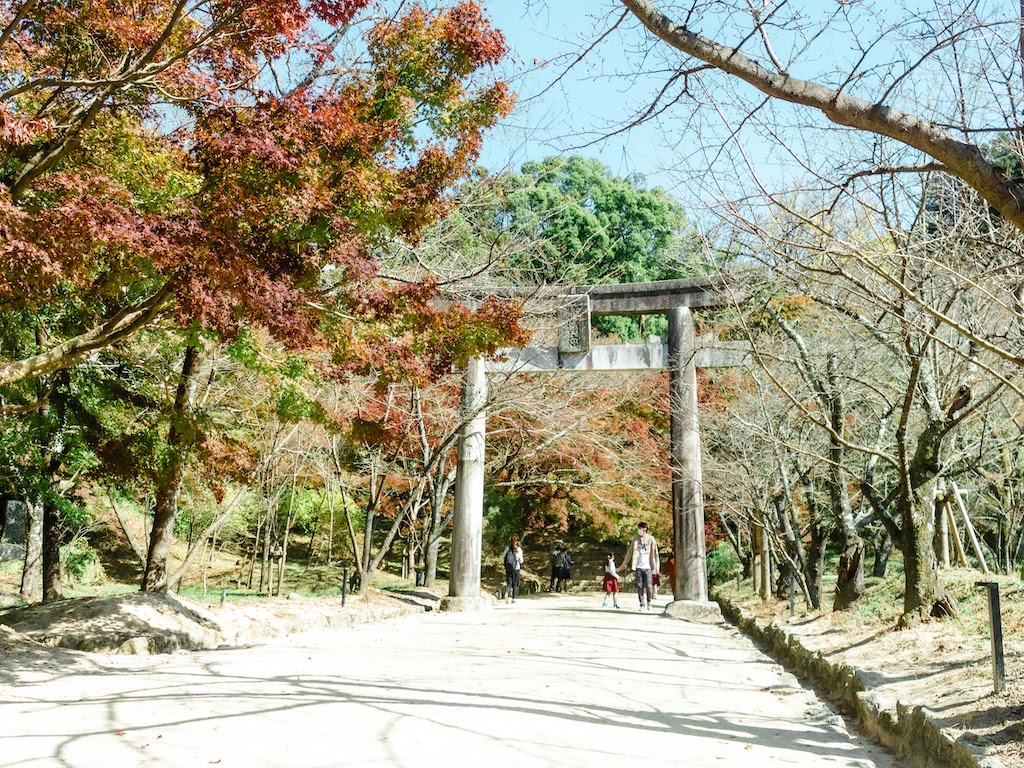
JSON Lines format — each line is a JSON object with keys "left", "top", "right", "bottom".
{"left": 490, "top": 155, "right": 694, "bottom": 284}
{"left": 475, "top": 155, "right": 702, "bottom": 338}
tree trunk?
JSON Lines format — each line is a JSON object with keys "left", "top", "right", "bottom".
{"left": 143, "top": 464, "right": 185, "bottom": 593}
{"left": 326, "top": 480, "right": 336, "bottom": 565}
{"left": 872, "top": 531, "right": 893, "bottom": 578}
{"left": 142, "top": 345, "right": 200, "bottom": 592}
{"left": 899, "top": 484, "right": 956, "bottom": 625}
{"left": 757, "top": 521, "right": 771, "bottom": 600}
{"left": 277, "top": 488, "right": 298, "bottom": 598}
{"left": 797, "top": 468, "right": 828, "bottom": 609}
{"left": 424, "top": 466, "right": 455, "bottom": 588}
{"left": 260, "top": 502, "right": 273, "bottom": 594}
{"left": 20, "top": 501, "right": 43, "bottom": 603}
{"left": 37, "top": 367, "right": 68, "bottom": 603}
{"left": 897, "top": 392, "right": 957, "bottom": 623}
{"left": 41, "top": 500, "right": 62, "bottom": 603}
{"left": 934, "top": 483, "right": 950, "bottom": 568}
{"left": 805, "top": 519, "right": 828, "bottom": 610}
{"left": 358, "top": 498, "right": 376, "bottom": 597}
{"left": 827, "top": 354, "right": 864, "bottom": 611}
{"left": 833, "top": 540, "right": 865, "bottom": 611}
{"left": 425, "top": 534, "right": 440, "bottom": 588}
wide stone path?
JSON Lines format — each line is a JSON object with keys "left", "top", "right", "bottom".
{"left": 2, "top": 594, "right": 897, "bottom": 768}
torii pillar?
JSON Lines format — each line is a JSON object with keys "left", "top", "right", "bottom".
{"left": 439, "top": 357, "right": 490, "bottom": 612}
{"left": 666, "top": 306, "right": 716, "bottom": 618}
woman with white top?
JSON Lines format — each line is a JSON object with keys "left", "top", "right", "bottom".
{"left": 500, "top": 534, "right": 524, "bottom": 603}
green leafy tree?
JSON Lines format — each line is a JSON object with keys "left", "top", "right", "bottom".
{"left": 480, "top": 155, "right": 701, "bottom": 338}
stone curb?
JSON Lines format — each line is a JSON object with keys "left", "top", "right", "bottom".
{"left": 714, "top": 593, "right": 1006, "bottom": 768}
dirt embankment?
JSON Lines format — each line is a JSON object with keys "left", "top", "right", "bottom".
{"left": 0, "top": 589, "right": 438, "bottom": 655}
{"left": 713, "top": 583, "right": 1024, "bottom": 768}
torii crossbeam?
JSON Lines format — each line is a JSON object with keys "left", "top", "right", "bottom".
{"left": 440, "top": 277, "right": 744, "bottom": 620}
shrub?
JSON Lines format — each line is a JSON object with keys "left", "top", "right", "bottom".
{"left": 63, "top": 540, "right": 106, "bottom": 584}
{"left": 706, "top": 542, "right": 742, "bottom": 586}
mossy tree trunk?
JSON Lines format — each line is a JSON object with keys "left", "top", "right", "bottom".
{"left": 897, "top": 482, "right": 955, "bottom": 624}
{"left": 898, "top": 411, "right": 958, "bottom": 623}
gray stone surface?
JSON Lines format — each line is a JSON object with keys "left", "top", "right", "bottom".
{"left": 1, "top": 594, "right": 897, "bottom": 767}
{"left": 437, "top": 595, "right": 493, "bottom": 613}
{"left": 0, "top": 541, "right": 25, "bottom": 562}
{"left": 663, "top": 599, "right": 725, "bottom": 623}
{"left": 1, "top": 499, "right": 26, "bottom": 547}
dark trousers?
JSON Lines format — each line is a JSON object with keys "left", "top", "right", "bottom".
{"left": 635, "top": 568, "right": 653, "bottom": 603}
{"left": 505, "top": 567, "right": 521, "bottom": 599}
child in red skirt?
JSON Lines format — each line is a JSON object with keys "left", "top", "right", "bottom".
{"left": 602, "top": 552, "right": 621, "bottom": 608}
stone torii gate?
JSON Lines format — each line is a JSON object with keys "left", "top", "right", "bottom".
{"left": 440, "top": 277, "right": 744, "bottom": 620}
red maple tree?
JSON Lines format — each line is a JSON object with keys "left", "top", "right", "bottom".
{"left": 0, "top": 0, "right": 518, "bottom": 385}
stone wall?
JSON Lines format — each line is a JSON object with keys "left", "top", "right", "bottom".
{"left": 714, "top": 592, "right": 1005, "bottom": 768}
{"left": 0, "top": 499, "right": 26, "bottom": 562}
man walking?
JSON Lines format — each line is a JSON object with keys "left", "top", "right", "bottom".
{"left": 621, "top": 521, "right": 660, "bottom": 610}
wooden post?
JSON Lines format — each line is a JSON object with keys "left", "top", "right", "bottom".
{"left": 759, "top": 522, "right": 771, "bottom": 601}
{"left": 946, "top": 504, "right": 970, "bottom": 567}
{"left": 951, "top": 481, "right": 989, "bottom": 573}
{"left": 669, "top": 306, "right": 708, "bottom": 602}
{"left": 976, "top": 581, "right": 1006, "bottom": 694}
{"left": 935, "top": 480, "right": 950, "bottom": 568}
{"left": 448, "top": 357, "right": 487, "bottom": 600}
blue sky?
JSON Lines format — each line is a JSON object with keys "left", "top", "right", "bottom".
{"left": 479, "top": 3, "right": 683, "bottom": 191}
{"left": 474, "top": 1, "right": 1000, "bottom": 222}
{"left": 476, "top": 2, "right": 799, "bottom": 220}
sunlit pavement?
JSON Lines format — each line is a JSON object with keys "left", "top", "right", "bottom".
{"left": 1, "top": 593, "right": 896, "bottom": 767}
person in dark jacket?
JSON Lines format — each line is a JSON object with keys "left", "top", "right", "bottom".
{"left": 555, "top": 548, "right": 572, "bottom": 592}
{"left": 548, "top": 545, "right": 562, "bottom": 591}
